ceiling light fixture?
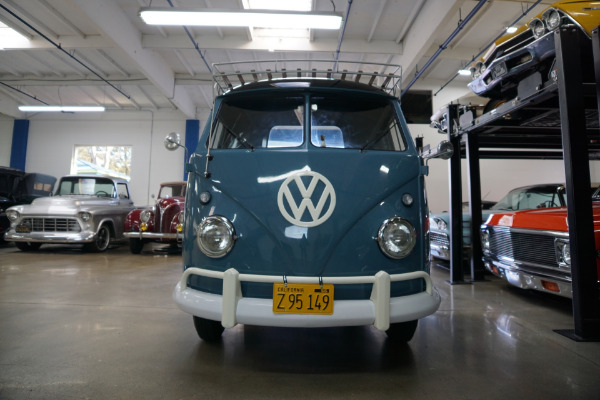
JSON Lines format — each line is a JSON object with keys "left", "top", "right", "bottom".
{"left": 458, "top": 69, "right": 472, "bottom": 76}
{"left": 19, "top": 105, "right": 106, "bottom": 112}
{"left": 506, "top": 26, "right": 518, "bottom": 33}
{"left": 139, "top": 9, "right": 342, "bottom": 30}
{"left": 244, "top": 0, "right": 312, "bottom": 12}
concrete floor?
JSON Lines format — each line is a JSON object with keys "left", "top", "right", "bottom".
{"left": 1, "top": 242, "right": 599, "bottom": 400}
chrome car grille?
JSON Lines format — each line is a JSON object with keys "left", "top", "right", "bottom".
{"left": 22, "top": 217, "right": 81, "bottom": 232}
{"left": 430, "top": 232, "right": 449, "bottom": 246}
{"left": 486, "top": 226, "right": 558, "bottom": 268}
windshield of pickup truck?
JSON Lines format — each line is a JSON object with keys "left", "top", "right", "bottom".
{"left": 210, "top": 92, "right": 406, "bottom": 151}
{"left": 56, "top": 177, "right": 116, "bottom": 197}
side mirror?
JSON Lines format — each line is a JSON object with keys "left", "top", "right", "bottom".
{"left": 164, "top": 132, "right": 182, "bottom": 151}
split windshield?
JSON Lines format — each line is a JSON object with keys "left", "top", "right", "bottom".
{"left": 209, "top": 92, "right": 406, "bottom": 151}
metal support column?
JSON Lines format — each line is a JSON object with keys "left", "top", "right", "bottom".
{"left": 465, "top": 133, "right": 486, "bottom": 281}
{"left": 447, "top": 104, "right": 465, "bottom": 284}
{"left": 554, "top": 26, "right": 600, "bottom": 341}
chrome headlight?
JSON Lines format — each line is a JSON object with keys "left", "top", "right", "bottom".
{"left": 140, "top": 209, "right": 152, "bottom": 223}
{"left": 197, "top": 216, "right": 236, "bottom": 258}
{"left": 481, "top": 230, "right": 490, "bottom": 251}
{"left": 6, "top": 209, "right": 20, "bottom": 222}
{"left": 377, "top": 217, "right": 416, "bottom": 259}
{"left": 433, "top": 217, "right": 447, "bottom": 231}
{"left": 554, "top": 239, "right": 571, "bottom": 268}
{"left": 543, "top": 9, "right": 561, "bottom": 30}
{"left": 470, "top": 66, "right": 480, "bottom": 79}
{"left": 530, "top": 18, "right": 546, "bottom": 39}
{"left": 78, "top": 211, "right": 92, "bottom": 222}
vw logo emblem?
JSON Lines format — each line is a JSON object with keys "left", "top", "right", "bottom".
{"left": 277, "top": 171, "right": 336, "bottom": 228}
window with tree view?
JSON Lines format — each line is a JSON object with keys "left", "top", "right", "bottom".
{"left": 71, "top": 145, "right": 132, "bottom": 181}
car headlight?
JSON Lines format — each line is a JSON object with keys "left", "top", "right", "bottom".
{"left": 176, "top": 211, "right": 185, "bottom": 233}
{"left": 554, "top": 239, "right": 571, "bottom": 268}
{"left": 470, "top": 66, "right": 480, "bottom": 79}
{"left": 78, "top": 211, "right": 92, "bottom": 222}
{"left": 543, "top": 9, "right": 561, "bottom": 30}
{"left": 6, "top": 209, "right": 20, "bottom": 222}
{"left": 377, "top": 217, "right": 416, "bottom": 259}
{"left": 433, "top": 217, "right": 447, "bottom": 231}
{"left": 481, "top": 230, "right": 490, "bottom": 251}
{"left": 530, "top": 18, "right": 546, "bottom": 39}
{"left": 197, "top": 216, "right": 236, "bottom": 258}
{"left": 140, "top": 209, "right": 152, "bottom": 223}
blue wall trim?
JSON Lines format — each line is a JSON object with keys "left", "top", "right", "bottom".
{"left": 184, "top": 120, "right": 200, "bottom": 181}
{"left": 10, "top": 120, "right": 29, "bottom": 171}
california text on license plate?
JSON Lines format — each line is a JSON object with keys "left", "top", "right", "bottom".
{"left": 272, "top": 283, "right": 334, "bottom": 315}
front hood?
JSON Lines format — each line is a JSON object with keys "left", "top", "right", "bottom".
{"left": 484, "top": 206, "right": 572, "bottom": 232}
{"left": 20, "top": 195, "right": 112, "bottom": 215}
{"left": 187, "top": 149, "right": 425, "bottom": 277}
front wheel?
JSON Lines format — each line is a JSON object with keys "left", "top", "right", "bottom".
{"left": 84, "top": 225, "right": 111, "bottom": 252}
{"left": 385, "top": 320, "right": 418, "bottom": 343}
{"left": 193, "top": 316, "right": 224, "bottom": 342}
{"left": 129, "top": 238, "right": 144, "bottom": 254}
{"left": 16, "top": 242, "right": 42, "bottom": 252}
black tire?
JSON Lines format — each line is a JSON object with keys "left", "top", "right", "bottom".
{"left": 84, "top": 224, "right": 111, "bottom": 252}
{"left": 193, "top": 316, "right": 224, "bottom": 342}
{"left": 483, "top": 99, "right": 507, "bottom": 114}
{"left": 386, "top": 320, "right": 418, "bottom": 343}
{"left": 129, "top": 238, "right": 144, "bottom": 254}
{"left": 15, "top": 242, "right": 42, "bottom": 252}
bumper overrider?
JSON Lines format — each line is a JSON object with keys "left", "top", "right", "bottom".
{"left": 483, "top": 255, "right": 572, "bottom": 298}
{"left": 173, "top": 268, "right": 441, "bottom": 331}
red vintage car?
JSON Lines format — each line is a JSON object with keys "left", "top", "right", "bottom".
{"left": 481, "top": 202, "right": 600, "bottom": 298}
{"left": 124, "top": 181, "right": 186, "bottom": 254}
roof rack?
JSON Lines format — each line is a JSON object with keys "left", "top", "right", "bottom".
{"left": 211, "top": 59, "right": 402, "bottom": 97}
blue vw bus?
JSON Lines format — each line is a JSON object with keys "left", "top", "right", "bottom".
{"left": 169, "top": 61, "right": 450, "bottom": 343}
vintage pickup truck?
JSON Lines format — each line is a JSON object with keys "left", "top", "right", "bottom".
{"left": 5, "top": 175, "right": 134, "bottom": 252}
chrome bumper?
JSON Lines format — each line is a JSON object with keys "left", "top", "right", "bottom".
{"left": 484, "top": 257, "right": 572, "bottom": 298}
{"left": 123, "top": 231, "right": 182, "bottom": 240}
{"left": 173, "top": 268, "right": 441, "bottom": 331}
{"left": 5, "top": 230, "right": 96, "bottom": 243}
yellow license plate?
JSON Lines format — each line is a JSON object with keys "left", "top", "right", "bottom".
{"left": 273, "top": 283, "right": 334, "bottom": 315}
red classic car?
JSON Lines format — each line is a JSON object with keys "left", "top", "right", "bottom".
{"left": 481, "top": 201, "right": 600, "bottom": 298}
{"left": 124, "top": 181, "right": 186, "bottom": 254}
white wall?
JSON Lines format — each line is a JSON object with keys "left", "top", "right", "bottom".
{"left": 0, "top": 117, "right": 13, "bottom": 166}
{"left": 22, "top": 110, "right": 198, "bottom": 206}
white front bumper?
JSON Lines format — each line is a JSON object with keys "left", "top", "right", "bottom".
{"left": 173, "top": 268, "right": 441, "bottom": 331}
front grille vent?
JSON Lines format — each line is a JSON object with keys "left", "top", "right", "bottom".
{"left": 488, "top": 226, "right": 558, "bottom": 268}
{"left": 22, "top": 218, "right": 81, "bottom": 232}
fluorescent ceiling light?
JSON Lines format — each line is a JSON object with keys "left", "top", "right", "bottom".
{"left": 0, "top": 21, "right": 30, "bottom": 49}
{"left": 458, "top": 69, "right": 471, "bottom": 76}
{"left": 19, "top": 105, "right": 106, "bottom": 112}
{"left": 506, "top": 26, "right": 518, "bottom": 33}
{"left": 139, "top": 9, "right": 342, "bottom": 30}
{"left": 244, "top": 0, "right": 312, "bottom": 11}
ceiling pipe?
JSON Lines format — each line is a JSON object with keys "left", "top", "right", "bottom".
{"left": 333, "top": 0, "right": 353, "bottom": 71}
{"left": 166, "top": 0, "right": 213, "bottom": 74}
{"left": 401, "top": 0, "right": 488, "bottom": 97}
{"left": 0, "top": 3, "right": 131, "bottom": 100}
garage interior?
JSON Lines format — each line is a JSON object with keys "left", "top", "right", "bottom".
{"left": 1, "top": 1, "right": 600, "bottom": 399}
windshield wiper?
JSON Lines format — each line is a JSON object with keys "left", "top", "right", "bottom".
{"left": 224, "top": 126, "right": 254, "bottom": 150}
{"left": 360, "top": 129, "right": 389, "bottom": 151}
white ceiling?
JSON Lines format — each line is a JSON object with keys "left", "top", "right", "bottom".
{"left": 0, "top": 0, "right": 555, "bottom": 119}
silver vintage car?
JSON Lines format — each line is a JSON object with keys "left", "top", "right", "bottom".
{"left": 5, "top": 175, "right": 134, "bottom": 252}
